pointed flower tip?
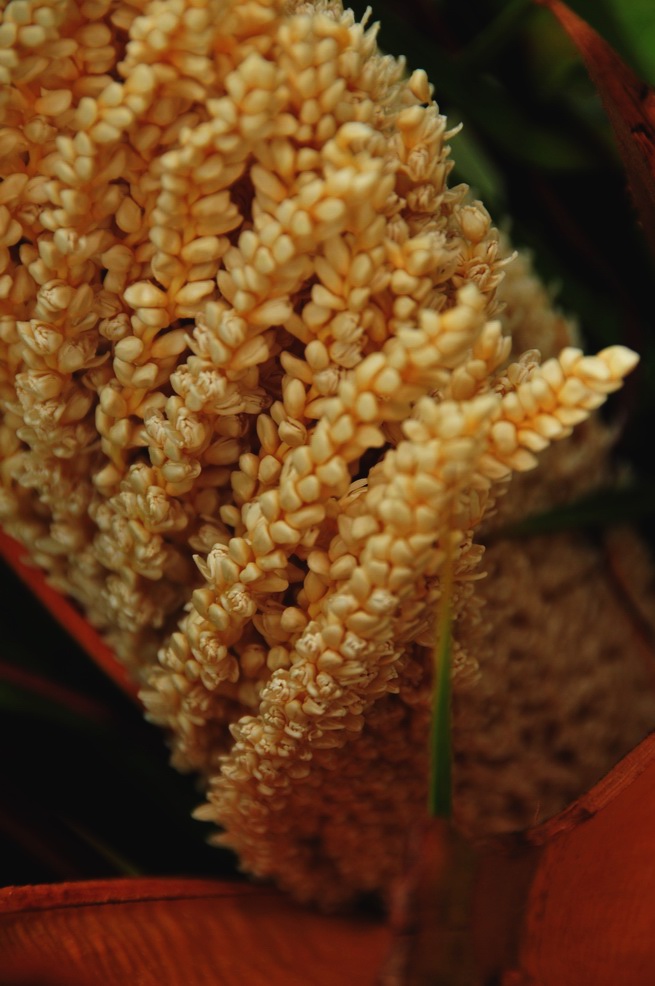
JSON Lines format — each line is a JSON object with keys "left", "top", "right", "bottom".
{"left": 600, "top": 345, "right": 640, "bottom": 379}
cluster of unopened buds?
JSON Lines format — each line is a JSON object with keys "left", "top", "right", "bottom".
{"left": 0, "top": 0, "right": 649, "bottom": 906}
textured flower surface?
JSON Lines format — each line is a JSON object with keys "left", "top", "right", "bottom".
{"left": 0, "top": 0, "right": 652, "bottom": 908}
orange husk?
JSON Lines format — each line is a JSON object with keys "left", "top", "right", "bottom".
{"left": 0, "top": 877, "right": 391, "bottom": 986}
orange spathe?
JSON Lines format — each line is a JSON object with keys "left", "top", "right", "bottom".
{"left": 0, "top": 877, "right": 391, "bottom": 986}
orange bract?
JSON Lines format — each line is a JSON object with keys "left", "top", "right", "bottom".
{"left": 0, "top": 877, "right": 391, "bottom": 986}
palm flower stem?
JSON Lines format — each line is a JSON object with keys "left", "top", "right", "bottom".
{"left": 380, "top": 819, "right": 478, "bottom": 985}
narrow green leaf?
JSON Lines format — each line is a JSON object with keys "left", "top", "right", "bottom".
{"left": 428, "top": 623, "right": 453, "bottom": 817}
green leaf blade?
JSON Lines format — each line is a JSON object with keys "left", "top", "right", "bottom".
{"left": 428, "top": 614, "right": 453, "bottom": 818}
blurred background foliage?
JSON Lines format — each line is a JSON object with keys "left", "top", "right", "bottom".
{"left": 0, "top": 553, "right": 236, "bottom": 885}
{"left": 3, "top": 0, "right": 655, "bottom": 885}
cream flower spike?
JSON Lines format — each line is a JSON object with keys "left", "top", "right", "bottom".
{"left": 0, "top": 0, "right": 644, "bottom": 905}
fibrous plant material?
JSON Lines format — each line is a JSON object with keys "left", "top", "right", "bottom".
{"left": 0, "top": 0, "right": 652, "bottom": 906}
{"left": 449, "top": 256, "right": 655, "bottom": 840}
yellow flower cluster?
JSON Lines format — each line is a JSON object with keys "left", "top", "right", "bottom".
{"left": 0, "top": 0, "right": 649, "bottom": 905}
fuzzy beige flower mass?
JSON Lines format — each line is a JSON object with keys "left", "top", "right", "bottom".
{"left": 1, "top": 0, "right": 654, "bottom": 906}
